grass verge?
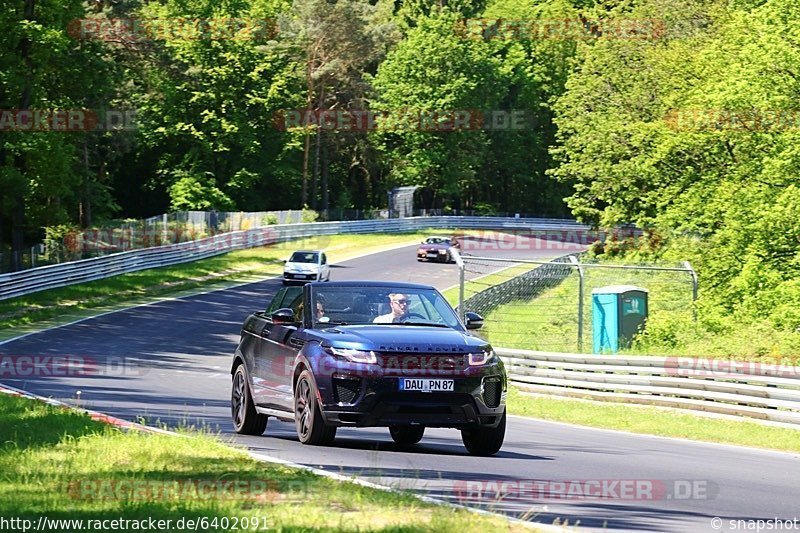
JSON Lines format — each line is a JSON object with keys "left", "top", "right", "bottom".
{"left": 506, "top": 386, "right": 800, "bottom": 453}
{"left": 441, "top": 263, "right": 538, "bottom": 307}
{"left": 0, "top": 393, "right": 533, "bottom": 532}
{"left": 0, "top": 232, "right": 437, "bottom": 340}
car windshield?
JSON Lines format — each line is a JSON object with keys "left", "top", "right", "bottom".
{"left": 309, "top": 286, "right": 462, "bottom": 329}
{"left": 425, "top": 237, "right": 449, "bottom": 245}
{"left": 289, "top": 252, "right": 318, "bottom": 263}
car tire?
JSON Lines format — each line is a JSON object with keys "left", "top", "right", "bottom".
{"left": 389, "top": 425, "right": 425, "bottom": 445}
{"left": 460, "top": 409, "right": 506, "bottom": 456}
{"left": 231, "top": 364, "right": 268, "bottom": 436}
{"left": 294, "top": 370, "right": 337, "bottom": 445}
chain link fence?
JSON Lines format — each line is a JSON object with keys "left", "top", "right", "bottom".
{"left": 459, "top": 254, "right": 697, "bottom": 353}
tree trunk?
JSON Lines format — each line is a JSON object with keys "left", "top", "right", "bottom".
{"left": 310, "top": 127, "right": 318, "bottom": 210}
{"left": 302, "top": 133, "right": 310, "bottom": 206}
{"left": 302, "top": 50, "right": 315, "bottom": 208}
{"left": 321, "top": 138, "right": 329, "bottom": 216}
{"left": 11, "top": 0, "right": 36, "bottom": 271}
{"left": 81, "top": 139, "right": 93, "bottom": 228}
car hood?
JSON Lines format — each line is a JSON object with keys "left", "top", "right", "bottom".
{"left": 312, "top": 325, "right": 488, "bottom": 352}
{"left": 419, "top": 243, "right": 449, "bottom": 250}
{"left": 285, "top": 261, "right": 320, "bottom": 271}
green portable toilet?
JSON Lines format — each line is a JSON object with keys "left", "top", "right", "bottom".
{"left": 592, "top": 285, "right": 649, "bottom": 353}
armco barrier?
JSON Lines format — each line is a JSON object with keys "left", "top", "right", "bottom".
{"left": 499, "top": 348, "right": 800, "bottom": 426}
{"left": 0, "top": 216, "right": 589, "bottom": 301}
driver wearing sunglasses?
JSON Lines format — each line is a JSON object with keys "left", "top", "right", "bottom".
{"left": 373, "top": 293, "right": 412, "bottom": 323}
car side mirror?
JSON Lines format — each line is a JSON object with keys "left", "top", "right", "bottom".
{"left": 464, "top": 312, "right": 484, "bottom": 330}
{"left": 271, "top": 308, "right": 296, "bottom": 325}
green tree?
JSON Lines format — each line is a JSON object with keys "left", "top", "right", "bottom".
{"left": 0, "top": 0, "right": 121, "bottom": 268}
{"left": 371, "top": 13, "right": 505, "bottom": 210}
{"left": 134, "top": 0, "right": 303, "bottom": 212}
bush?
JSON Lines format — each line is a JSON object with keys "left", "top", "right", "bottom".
{"left": 301, "top": 207, "right": 319, "bottom": 223}
{"left": 44, "top": 224, "right": 81, "bottom": 263}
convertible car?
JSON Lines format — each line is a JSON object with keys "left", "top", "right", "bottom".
{"left": 416, "top": 236, "right": 459, "bottom": 263}
{"left": 230, "top": 281, "right": 507, "bottom": 455}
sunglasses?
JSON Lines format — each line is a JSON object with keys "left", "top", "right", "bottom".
{"left": 392, "top": 299, "right": 409, "bottom": 305}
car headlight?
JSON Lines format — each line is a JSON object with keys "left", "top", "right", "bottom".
{"left": 325, "top": 347, "right": 377, "bottom": 364}
{"left": 468, "top": 348, "right": 496, "bottom": 366}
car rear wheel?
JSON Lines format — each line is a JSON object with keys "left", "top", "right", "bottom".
{"left": 295, "top": 370, "right": 337, "bottom": 445}
{"left": 231, "top": 365, "right": 268, "bottom": 435}
{"left": 461, "top": 409, "right": 505, "bottom": 456}
{"left": 389, "top": 425, "right": 425, "bottom": 445}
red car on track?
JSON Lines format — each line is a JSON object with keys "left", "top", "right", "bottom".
{"left": 416, "top": 236, "right": 459, "bottom": 263}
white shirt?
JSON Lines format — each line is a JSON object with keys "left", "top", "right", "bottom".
{"left": 373, "top": 313, "right": 405, "bottom": 323}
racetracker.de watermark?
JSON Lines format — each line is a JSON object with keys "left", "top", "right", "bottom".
{"left": 452, "top": 228, "right": 638, "bottom": 251}
{"left": 453, "top": 479, "right": 718, "bottom": 502}
{"left": 0, "top": 109, "right": 137, "bottom": 132}
{"left": 273, "top": 109, "right": 535, "bottom": 132}
{"left": 68, "top": 17, "right": 278, "bottom": 42}
{"left": 0, "top": 355, "right": 146, "bottom": 378}
{"left": 65, "top": 478, "right": 307, "bottom": 502}
{"left": 665, "top": 357, "right": 800, "bottom": 379}
{"left": 455, "top": 17, "right": 666, "bottom": 40}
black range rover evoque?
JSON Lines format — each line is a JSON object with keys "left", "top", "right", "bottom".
{"left": 230, "top": 281, "right": 507, "bottom": 455}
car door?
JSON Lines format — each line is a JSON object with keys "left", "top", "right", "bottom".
{"left": 258, "top": 288, "right": 305, "bottom": 411}
{"left": 250, "top": 287, "right": 300, "bottom": 410}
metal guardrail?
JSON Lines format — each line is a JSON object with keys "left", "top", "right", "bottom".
{"left": 0, "top": 216, "right": 589, "bottom": 301}
{"left": 499, "top": 348, "right": 800, "bottom": 426}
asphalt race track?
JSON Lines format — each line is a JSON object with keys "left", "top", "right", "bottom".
{"left": 2, "top": 235, "right": 799, "bottom": 532}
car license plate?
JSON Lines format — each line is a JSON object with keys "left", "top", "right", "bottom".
{"left": 427, "top": 252, "right": 437, "bottom": 257}
{"left": 399, "top": 378, "right": 454, "bottom": 392}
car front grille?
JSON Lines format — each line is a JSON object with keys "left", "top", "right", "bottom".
{"left": 377, "top": 353, "right": 469, "bottom": 374}
{"left": 333, "top": 377, "right": 361, "bottom": 404}
{"left": 483, "top": 378, "right": 502, "bottom": 408}
{"left": 286, "top": 273, "right": 315, "bottom": 280}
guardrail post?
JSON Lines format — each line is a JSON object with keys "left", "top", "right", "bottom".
{"left": 569, "top": 255, "right": 584, "bottom": 352}
{"left": 162, "top": 213, "right": 168, "bottom": 244}
{"left": 684, "top": 260, "right": 698, "bottom": 321}
{"left": 452, "top": 248, "right": 465, "bottom": 320}
{"left": 459, "top": 264, "right": 465, "bottom": 320}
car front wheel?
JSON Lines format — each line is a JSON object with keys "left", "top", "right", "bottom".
{"left": 231, "top": 365, "right": 268, "bottom": 435}
{"left": 294, "top": 370, "right": 337, "bottom": 445}
{"left": 389, "top": 425, "right": 425, "bottom": 445}
{"left": 461, "top": 409, "right": 505, "bottom": 456}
